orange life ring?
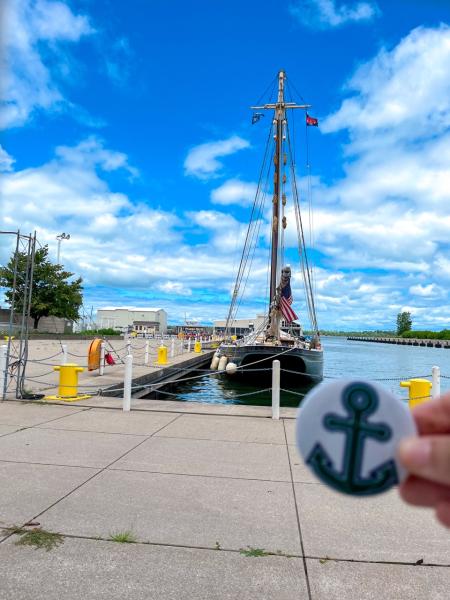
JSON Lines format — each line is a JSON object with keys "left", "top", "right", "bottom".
{"left": 88, "top": 338, "right": 102, "bottom": 371}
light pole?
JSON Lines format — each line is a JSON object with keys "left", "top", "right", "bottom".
{"left": 56, "top": 232, "right": 70, "bottom": 264}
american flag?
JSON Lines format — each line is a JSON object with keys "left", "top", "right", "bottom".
{"left": 280, "top": 280, "right": 298, "bottom": 323}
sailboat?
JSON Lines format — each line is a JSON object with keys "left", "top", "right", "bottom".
{"left": 216, "top": 70, "right": 323, "bottom": 382}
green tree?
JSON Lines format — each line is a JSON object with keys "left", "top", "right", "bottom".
{"left": 0, "top": 245, "right": 83, "bottom": 330}
{"left": 397, "top": 311, "right": 412, "bottom": 336}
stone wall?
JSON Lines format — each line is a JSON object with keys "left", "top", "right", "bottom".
{"left": 0, "top": 308, "right": 73, "bottom": 333}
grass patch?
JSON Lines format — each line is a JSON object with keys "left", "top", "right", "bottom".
{"left": 1, "top": 527, "right": 64, "bottom": 551}
{"left": 239, "top": 546, "right": 271, "bottom": 557}
{"left": 109, "top": 530, "right": 137, "bottom": 543}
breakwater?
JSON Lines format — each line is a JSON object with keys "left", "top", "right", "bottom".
{"left": 347, "top": 336, "right": 450, "bottom": 348}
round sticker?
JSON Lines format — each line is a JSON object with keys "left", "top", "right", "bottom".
{"left": 296, "top": 379, "right": 417, "bottom": 496}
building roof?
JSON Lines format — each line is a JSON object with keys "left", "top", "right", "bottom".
{"left": 97, "top": 307, "right": 164, "bottom": 312}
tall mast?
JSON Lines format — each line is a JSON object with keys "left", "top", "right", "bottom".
{"left": 251, "top": 70, "right": 311, "bottom": 307}
{"left": 269, "top": 71, "right": 285, "bottom": 304}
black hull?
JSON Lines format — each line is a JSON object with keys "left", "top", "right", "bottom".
{"left": 219, "top": 344, "right": 323, "bottom": 383}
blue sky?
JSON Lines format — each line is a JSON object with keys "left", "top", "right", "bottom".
{"left": 1, "top": 0, "right": 450, "bottom": 330}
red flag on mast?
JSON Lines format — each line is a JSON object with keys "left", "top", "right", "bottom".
{"left": 306, "top": 113, "right": 319, "bottom": 127}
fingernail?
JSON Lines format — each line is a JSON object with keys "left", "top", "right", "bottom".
{"left": 400, "top": 438, "right": 432, "bottom": 467}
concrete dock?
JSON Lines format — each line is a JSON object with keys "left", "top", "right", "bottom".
{"left": 0, "top": 400, "right": 448, "bottom": 599}
{"left": 2, "top": 338, "right": 215, "bottom": 401}
{"left": 348, "top": 336, "right": 450, "bottom": 348}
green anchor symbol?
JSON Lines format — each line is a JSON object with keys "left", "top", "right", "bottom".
{"left": 307, "top": 382, "right": 399, "bottom": 495}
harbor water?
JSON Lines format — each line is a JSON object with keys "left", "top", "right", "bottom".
{"left": 165, "top": 336, "right": 450, "bottom": 407}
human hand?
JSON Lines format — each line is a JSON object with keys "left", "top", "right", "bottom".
{"left": 398, "top": 393, "right": 450, "bottom": 528}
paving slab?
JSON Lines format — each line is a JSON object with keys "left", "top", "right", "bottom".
{"left": 0, "top": 402, "right": 86, "bottom": 427}
{"left": 284, "top": 418, "right": 296, "bottom": 445}
{"left": 0, "top": 537, "right": 307, "bottom": 600}
{"left": 0, "top": 461, "right": 97, "bottom": 528}
{"left": 296, "top": 483, "right": 450, "bottom": 564}
{"left": 288, "top": 445, "right": 317, "bottom": 483}
{"left": 37, "top": 408, "right": 178, "bottom": 435}
{"left": 154, "top": 413, "right": 286, "bottom": 444}
{"left": 0, "top": 427, "right": 147, "bottom": 468}
{"left": 39, "top": 469, "right": 302, "bottom": 553}
{"left": 307, "top": 558, "right": 450, "bottom": 600}
{"left": 112, "top": 436, "right": 291, "bottom": 481}
{"left": 0, "top": 425, "right": 20, "bottom": 436}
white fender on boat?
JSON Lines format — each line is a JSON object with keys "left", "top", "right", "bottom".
{"left": 226, "top": 362, "right": 237, "bottom": 375}
{"left": 210, "top": 355, "right": 220, "bottom": 370}
{"left": 218, "top": 356, "right": 228, "bottom": 371}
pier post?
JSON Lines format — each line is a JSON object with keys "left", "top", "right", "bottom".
{"left": 188, "top": 339, "right": 191, "bottom": 353}
{"left": 126, "top": 340, "right": 131, "bottom": 356}
{"left": 144, "top": 340, "right": 149, "bottom": 365}
{"left": 99, "top": 342, "right": 105, "bottom": 376}
{"left": 1, "top": 345, "right": 7, "bottom": 400}
{"left": 123, "top": 354, "right": 133, "bottom": 412}
{"left": 432, "top": 366, "right": 441, "bottom": 400}
{"left": 171, "top": 338, "right": 175, "bottom": 358}
{"left": 61, "top": 344, "right": 68, "bottom": 365}
{"left": 272, "top": 360, "right": 280, "bottom": 420}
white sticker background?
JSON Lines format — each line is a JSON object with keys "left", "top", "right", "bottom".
{"left": 296, "top": 379, "right": 418, "bottom": 492}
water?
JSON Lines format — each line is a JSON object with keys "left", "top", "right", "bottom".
{"left": 164, "top": 337, "right": 450, "bottom": 407}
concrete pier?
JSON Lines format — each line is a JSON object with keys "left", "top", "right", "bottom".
{"left": 348, "top": 336, "right": 450, "bottom": 348}
{"left": 0, "top": 400, "right": 448, "bottom": 599}
{"left": 1, "top": 338, "right": 215, "bottom": 401}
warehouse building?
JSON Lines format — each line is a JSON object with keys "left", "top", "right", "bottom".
{"left": 96, "top": 307, "right": 167, "bottom": 334}
{"left": 213, "top": 314, "right": 303, "bottom": 337}
{"left": 213, "top": 315, "right": 266, "bottom": 337}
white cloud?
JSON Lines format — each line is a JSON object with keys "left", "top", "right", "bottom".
{"left": 322, "top": 25, "right": 450, "bottom": 137}
{"left": 409, "top": 284, "right": 442, "bottom": 298}
{"left": 311, "top": 27, "right": 450, "bottom": 273}
{"left": 290, "top": 0, "right": 379, "bottom": 29}
{"left": 158, "top": 281, "right": 192, "bottom": 297}
{"left": 0, "top": 145, "right": 15, "bottom": 171}
{"left": 279, "top": 25, "right": 450, "bottom": 329}
{"left": 184, "top": 136, "right": 250, "bottom": 179}
{"left": 0, "top": 140, "right": 270, "bottom": 323}
{"left": 211, "top": 179, "right": 257, "bottom": 206}
{"left": 0, "top": 0, "right": 94, "bottom": 129}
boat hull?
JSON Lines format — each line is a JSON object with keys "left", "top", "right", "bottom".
{"left": 219, "top": 343, "right": 323, "bottom": 382}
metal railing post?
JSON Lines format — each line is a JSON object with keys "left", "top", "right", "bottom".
{"left": 432, "top": 365, "right": 441, "bottom": 400}
{"left": 1, "top": 345, "right": 7, "bottom": 400}
{"left": 272, "top": 359, "right": 280, "bottom": 420}
{"left": 144, "top": 340, "right": 149, "bottom": 365}
{"left": 62, "top": 344, "right": 68, "bottom": 365}
{"left": 123, "top": 354, "right": 133, "bottom": 412}
{"left": 99, "top": 342, "right": 105, "bottom": 376}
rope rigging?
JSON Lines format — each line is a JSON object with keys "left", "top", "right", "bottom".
{"left": 224, "top": 124, "right": 273, "bottom": 335}
{"left": 286, "top": 120, "right": 319, "bottom": 334}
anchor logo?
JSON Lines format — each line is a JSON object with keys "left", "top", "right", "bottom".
{"left": 307, "top": 382, "right": 398, "bottom": 495}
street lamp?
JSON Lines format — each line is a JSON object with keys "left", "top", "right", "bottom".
{"left": 56, "top": 232, "right": 70, "bottom": 264}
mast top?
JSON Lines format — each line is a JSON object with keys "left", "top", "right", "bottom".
{"left": 251, "top": 70, "right": 311, "bottom": 113}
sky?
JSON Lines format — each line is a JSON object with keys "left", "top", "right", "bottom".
{"left": 1, "top": 0, "right": 450, "bottom": 330}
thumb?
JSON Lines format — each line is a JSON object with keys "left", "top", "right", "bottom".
{"left": 398, "top": 436, "right": 450, "bottom": 486}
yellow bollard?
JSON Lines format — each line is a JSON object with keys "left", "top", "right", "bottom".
{"left": 156, "top": 345, "right": 168, "bottom": 365}
{"left": 45, "top": 363, "right": 90, "bottom": 402}
{"left": 4, "top": 336, "right": 14, "bottom": 341}
{"left": 400, "top": 378, "right": 432, "bottom": 410}
{"left": 194, "top": 340, "right": 202, "bottom": 353}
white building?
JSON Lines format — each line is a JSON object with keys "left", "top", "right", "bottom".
{"left": 213, "top": 314, "right": 303, "bottom": 337}
{"left": 213, "top": 315, "right": 266, "bottom": 336}
{"left": 96, "top": 307, "right": 167, "bottom": 334}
